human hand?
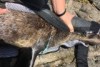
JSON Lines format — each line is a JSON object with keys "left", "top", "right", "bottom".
{"left": 59, "top": 11, "right": 75, "bottom": 32}
{"left": 0, "top": 8, "right": 9, "bottom": 14}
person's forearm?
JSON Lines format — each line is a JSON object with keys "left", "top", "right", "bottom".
{"left": 51, "top": 0, "right": 66, "bottom": 14}
{"left": 51, "top": 0, "right": 74, "bottom": 32}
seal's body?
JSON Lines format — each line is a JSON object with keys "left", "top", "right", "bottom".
{"left": 0, "top": 10, "right": 99, "bottom": 48}
{"left": 0, "top": 9, "right": 100, "bottom": 67}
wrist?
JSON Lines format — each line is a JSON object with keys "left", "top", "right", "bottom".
{"left": 60, "top": 11, "right": 75, "bottom": 32}
{"left": 55, "top": 9, "right": 67, "bottom": 17}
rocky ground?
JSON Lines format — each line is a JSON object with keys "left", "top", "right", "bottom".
{"left": 34, "top": 0, "right": 100, "bottom": 67}
{"left": 34, "top": 46, "right": 100, "bottom": 67}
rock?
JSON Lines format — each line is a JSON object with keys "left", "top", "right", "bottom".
{"left": 34, "top": 48, "right": 75, "bottom": 67}
{"left": 68, "top": 1, "right": 100, "bottom": 22}
{"left": 89, "top": 0, "right": 100, "bottom": 10}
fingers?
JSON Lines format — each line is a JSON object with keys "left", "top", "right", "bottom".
{"left": 0, "top": 8, "right": 9, "bottom": 14}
